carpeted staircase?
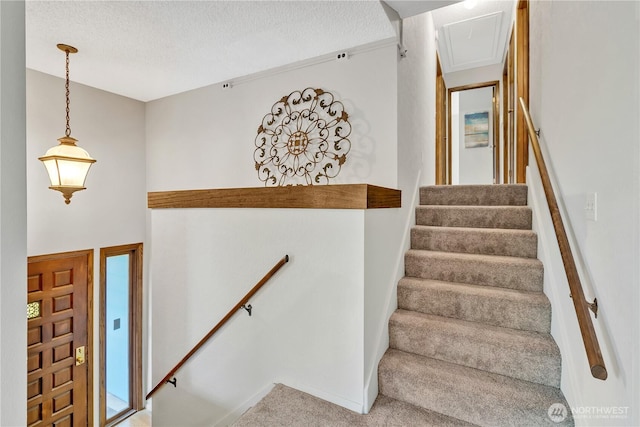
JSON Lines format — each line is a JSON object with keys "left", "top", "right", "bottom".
{"left": 378, "top": 184, "right": 573, "bottom": 426}
{"left": 235, "top": 184, "right": 573, "bottom": 426}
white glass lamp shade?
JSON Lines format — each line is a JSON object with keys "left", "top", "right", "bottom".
{"left": 39, "top": 136, "right": 96, "bottom": 204}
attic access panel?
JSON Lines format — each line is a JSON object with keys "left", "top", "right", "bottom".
{"left": 441, "top": 11, "right": 503, "bottom": 71}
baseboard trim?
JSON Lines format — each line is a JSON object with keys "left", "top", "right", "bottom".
{"left": 277, "top": 379, "right": 364, "bottom": 414}
{"left": 214, "top": 382, "right": 276, "bottom": 427}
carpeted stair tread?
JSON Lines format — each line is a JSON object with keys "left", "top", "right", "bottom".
{"left": 420, "top": 184, "right": 528, "bottom": 206}
{"left": 405, "top": 250, "right": 543, "bottom": 292}
{"left": 389, "top": 309, "right": 561, "bottom": 387}
{"left": 366, "top": 395, "right": 479, "bottom": 427}
{"left": 397, "top": 277, "right": 551, "bottom": 332}
{"left": 378, "top": 349, "right": 573, "bottom": 426}
{"left": 416, "top": 205, "right": 532, "bottom": 229}
{"left": 233, "top": 383, "right": 478, "bottom": 427}
{"left": 411, "top": 225, "right": 538, "bottom": 258}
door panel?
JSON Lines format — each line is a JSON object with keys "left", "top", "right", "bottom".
{"left": 28, "top": 252, "right": 91, "bottom": 427}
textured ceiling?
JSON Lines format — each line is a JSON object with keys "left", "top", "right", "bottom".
{"left": 26, "top": 1, "right": 396, "bottom": 102}
{"left": 26, "top": 1, "right": 514, "bottom": 102}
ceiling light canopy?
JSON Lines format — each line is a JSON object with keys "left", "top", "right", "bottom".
{"left": 39, "top": 44, "right": 96, "bottom": 205}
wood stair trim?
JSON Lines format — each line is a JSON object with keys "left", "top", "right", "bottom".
{"left": 148, "top": 184, "right": 401, "bottom": 209}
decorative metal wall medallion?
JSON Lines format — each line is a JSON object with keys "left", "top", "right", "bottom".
{"left": 254, "top": 88, "right": 352, "bottom": 186}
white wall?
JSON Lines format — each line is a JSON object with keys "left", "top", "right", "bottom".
{"left": 443, "top": 63, "right": 502, "bottom": 89}
{"left": 27, "top": 71, "right": 147, "bottom": 254}
{"left": 26, "top": 70, "right": 147, "bottom": 424}
{"left": 146, "top": 44, "right": 400, "bottom": 425}
{"left": 150, "top": 209, "right": 366, "bottom": 425}
{"left": 363, "top": 208, "right": 402, "bottom": 411}
{"left": 457, "top": 86, "right": 494, "bottom": 184}
{"left": 0, "top": 1, "right": 27, "bottom": 425}
{"left": 363, "top": 8, "right": 439, "bottom": 411}
{"left": 528, "top": 1, "right": 639, "bottom": 425}
{"left": 360, "top": 7, "right": 438, "bottom": 410}
{"left": 146, "top": 45, "right": 397, "bottom": 191}
{"left": 451, "top": 93, "right": 460, "bottom": 184}
{"left": 397, "top": 11, "right": 436, "bottom": 188}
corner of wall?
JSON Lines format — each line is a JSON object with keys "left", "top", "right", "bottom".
{"left": 0, "top": 2, "right": 28, "bottom": 425}
{"left": 214, "top": 382, "right": 276, "bottom": 427}
{"left": 362, "top": 170, "right": 422, "bottom": 413}
{"left": 360, "top": 7, "right": 437, "bottom": 413}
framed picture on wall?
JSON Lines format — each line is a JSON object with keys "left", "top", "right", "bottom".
{"left": 464, "top": 111, "right": 489, "bottom": 148}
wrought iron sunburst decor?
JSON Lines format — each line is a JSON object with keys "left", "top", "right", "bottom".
{"left": 254, "top": 87, "right": 352, "bottom": 186}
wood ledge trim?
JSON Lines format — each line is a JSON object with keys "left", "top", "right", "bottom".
{"left": 148, "top": 184, "right": 401, "bottom": 210}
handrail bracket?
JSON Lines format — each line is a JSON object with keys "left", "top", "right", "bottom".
{"left": 241, "top": 304, "right": 253, "bottom": 316}
{"left": 570, "top": 294, "right": 599, "bottom": 318}
{"left": 588, "top": 298, "right": 598, "bottom": 318}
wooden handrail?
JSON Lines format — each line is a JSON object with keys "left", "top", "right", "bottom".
{"left": 146, "top": 254, "right": 290, "bottom": 399}
{"left": 519, "top": 97, "right": 607, "bottom": 380}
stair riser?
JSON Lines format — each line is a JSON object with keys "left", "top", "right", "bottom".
{"left": 389, "top": 312, "right": 561, "bottom": 387}
{"left": 420, "top": 185, "right": 528, "bottom": 206}
{"left": 416, "top": 206, "right": 532, "bottom": 229}
{"left": 411, "top": 227, "right": 538, "bottom": 258}
{"left": 379, "top": 350, "right": 573, "bottom": 426}
{"left": 397, "top": 279, "right": 551, "bottom": 333}
{"left": 405, "top": 252, "right": 543, "bottom": 292}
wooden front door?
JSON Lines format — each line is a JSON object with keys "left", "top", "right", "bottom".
{"left": 27, "top": 250, "right": 93, "bottom": 427}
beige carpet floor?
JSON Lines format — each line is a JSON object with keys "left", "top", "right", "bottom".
{"left": 233, "top": 384, "right": 475, "bottom": 427}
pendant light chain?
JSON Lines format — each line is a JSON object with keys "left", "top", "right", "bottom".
{"left": 40, "top": 43, "right": 96, "bottom": 205}
{"left": 65, "top": 49, "right": 71, "bottom": 137}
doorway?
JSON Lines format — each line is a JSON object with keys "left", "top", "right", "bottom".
{"left": 99, "top": 243, "right": 143, "bottom": 427}
{"left": 27, "top": 250, "right": 93, "bottom": 427}
{"left": 503, "top": 29, "right": 515, "bottom": 184}
{"left": 446, "top": 81, "right": 500, "bottom": 185}
{"left": 515, "top": 0, "right": 530, "bottom": 183}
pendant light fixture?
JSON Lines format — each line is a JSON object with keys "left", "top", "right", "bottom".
{"left": 39, "top": 43, "right": 96, "bottom": 204}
